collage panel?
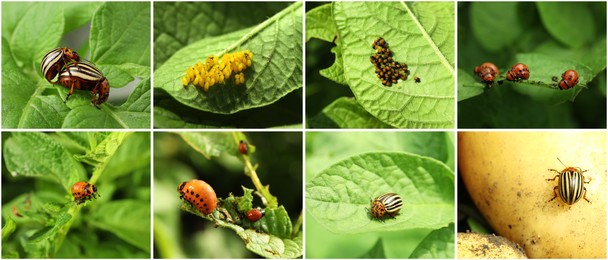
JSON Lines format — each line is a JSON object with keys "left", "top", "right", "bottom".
{"left": 2, "top": 132, "right": 151, "bottom": 258}
{"left": 153, "top": 2, "right": 303, "bottom": 129}
{"left": 458, "top": 2, "right": 606, "bottom": 128}
{"left": 153, "top": 132, "right": 302, "bottom": 258}
{"left": 1, "top": 2, "right": 151, "bottom": 129}
{"left": 458, "top": 131, "right": 606, "bottom": 258}
{"left": 306, "top": 132, "right": 454, "bottom": 258}
{"left": 305, "top": 2, "right": 455, "bottom": 129}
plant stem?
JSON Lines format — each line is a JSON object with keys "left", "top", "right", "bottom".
{"left": 292, "top": 211, "right": 303, "bottom": 238}
{"left": 232, "top": 132, "right": 278, "bottom": 208}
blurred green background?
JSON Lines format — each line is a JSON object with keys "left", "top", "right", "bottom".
{"left": 458, "top": 2, "right": 606, "bottom": 128}
{"left": 153, "top": 132, "right": 302, "bottom": 258}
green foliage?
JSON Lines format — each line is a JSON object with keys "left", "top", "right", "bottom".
{"left": 459, "top": 2, "right": 606, "bottom": 128}
{"left": 153, "top": 2, "right": 302, "bottom": 128}
{"left": 306, "top": 2, "right": 455, "bottom": 128}
{"left": 154, "top": 132, "right": 302, "bottom": 258}
{"left": 1, "top": 2, "right": 150, "bottom": 129}
{"left": 306, "top": 132, "right": 454, "bottom": 258}
{"left": 1, "top": 132, "right": 150, "bottom": 258}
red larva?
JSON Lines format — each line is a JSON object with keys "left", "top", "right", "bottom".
{"left": 559, "top": 69, "right": 579, "bottom": 90}
{"left": 506, "top": 63, "right": 530, "bottom": 81}
{"left": 238, "top": 140, "right": 249, "bottom": 155}
{"left": 246, "top": 208, "right": 265, "bottom": 222}
{"left": 474, "top": 62, "right": 499, "bottom": 84}
{"left": 71, "top": 181, "right": 99, "bottom": 205}
{"left": 178, "top": 179, "right": 217, "bottom": 215}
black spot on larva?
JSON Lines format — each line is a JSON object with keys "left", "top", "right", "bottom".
{"left": 199, "top": 198, "right": 204, "bottom": 203}
{"left": 189, "top": 191, "right": 194, "bottom": 195}
{"left": 195, "top": 194, "right": 199, "bottom": 198}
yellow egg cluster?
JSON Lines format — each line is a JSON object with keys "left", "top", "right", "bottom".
{"left": 182, "top": 50, "right": 254, "bottom": 91}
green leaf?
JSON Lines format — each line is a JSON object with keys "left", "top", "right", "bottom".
{"left": 2, "top": 2, "right": 34, "bottom": 37}
{"left": 2, "top": 216, "right": 17, "bottom": 243}
{"left": 508, "top": 53, "right": 593, "bottom": 103}
{"left": 409, "top": 224, "right": 454, "bottom": 258}
{"left": 537, "top": 2, "right": 594, "bottom": 49}
{"left": 306, "top": 132, "right": 453, "bottom": 180}
{"left": 10, "top": 2, "right": 64, "bottom": 69}
{"left": 470, "top": 2, "right": 521, "bottom": 52}
{"left": 178, "top": 132, "right": 233, "bottom": 159}
{"left": 90, "top": 2, "right": 150, "bottom": 67}
{"left": 102, "top": 133, "right": 150, "bottom": 181}
{"left": 330, "top": 2, "right": 454, "bottom": 128}
{"left": 153, "top": 2, "right": 289, "bottom": 69}
{"left": 305, "top": 4, "right": 336, "bottom": 42}
{"left": 61, "top": 78, "right": 151, "bottom": 128}
{"left": 359, "top": 239, "right": 386, "bottom": 258}
{"left": 319, "top": 46, "right": 346, "bottom": 85}
{"left": 457, "top": 68, "right": 484, "bottom": 101}
{"left": 154, "top": 2, "right": 302, "bottom": 114}
{"left": 308, "top": 97, "right": 393, "bottom": 128}
{"left": 534, "top": 38, "right": 607, "bottom": 77}
{"left": 91, "top": 200, "right": 151, "bottom": 253}
{"left": 3, "top": 132, "right": 87, "bottom": 191}
{"left": 306, "top": 152, "right": 454, "bottom": 233}
{"left": 73, "top": 132, "right": 132, "bottom": 165}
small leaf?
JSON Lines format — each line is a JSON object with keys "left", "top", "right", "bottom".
{"left": 3, "top": 132, "right": 87, "bottom": 191}
{"left": 307, "top": 152, "right": 454, "bottom": 233}
{"left": 90, "top": 200, "right": 151, "bottom": 253}
{"left": 457, "top": 68, "right": 484, "bottom": 101}
{"left": 359, "top": 238, "right": 386, "bottom": 258}
{"left": 319, "top": 46, "right": 346, "bottom": 85}
{"left": 305, "top": 3, "right": 336, "bottom": 42}
{"left": 2, "top": 216, "right": 17, "bottom": 243}
{"left": 154, "top": 2, "right": 302, "bottom": 114}
{"left": 73, "top": 132, "right": 132, "bottom": 165}
{"left": 331, "top": 2, "right": 454, "bottom": 128}
{"left": 470, "top": 2, "right": 521, "bottom": 52}
{"left": 308, "top": 97, "right": 393, "bottom": 128}
{"left": 409, "top": 223, "right": 454, "bottom": 258}
{"left": 537, "top": 2, "right": 594, "bottom": 49}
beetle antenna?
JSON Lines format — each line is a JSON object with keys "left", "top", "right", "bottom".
{"left": 556, "top": 157, "right": 566, "bottom": 167}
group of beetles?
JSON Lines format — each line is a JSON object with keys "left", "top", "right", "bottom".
{"left": 176, "top": 140, "right": 265, "bottom": 223}
{"left": 474, "top": 62, "right": 579, "bottom": 90}
{"left": 41, "top": 47, "right": 110, "bottom": 108}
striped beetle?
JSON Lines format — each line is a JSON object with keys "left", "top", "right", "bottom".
{"left": 370, "top": 192, "right": 403, "bottom": 220}
{"left": 58, "top": 61, "right": 110, "bottom": 107}
{"left": 41, "top": 47, "right": 80, "bottom": 84}
{"left": 546, "top": 158, "right": 591, "bottom": 205}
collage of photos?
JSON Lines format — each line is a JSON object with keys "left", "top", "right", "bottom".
{"left": 0, "top": 1, "right": 606, "bottom": 259}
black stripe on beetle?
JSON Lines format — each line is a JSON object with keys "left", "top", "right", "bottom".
{"left": 546, "top": 158, "right": 590, "bottom": 205}
{"left": 370, "top": 192, "right": 403, "bottom": 220}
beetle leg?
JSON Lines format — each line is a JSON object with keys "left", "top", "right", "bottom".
{"left": 547, "top": 186, "right": 558, "bottom": 202}
{"left": 545, "top": 173, "right": 560, "bottom": 181}
{"left": 583, "top": 187, "right": 591, "bottom": 203}
{"left": 90, "top": 80, "right": 102, "bottom": 109}
{"left": 64, "top": 79, "right": 77, "bottom": 103}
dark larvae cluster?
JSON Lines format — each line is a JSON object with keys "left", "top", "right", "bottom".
{"left": 370, "top": 37, "right": 409, "bottom": 87}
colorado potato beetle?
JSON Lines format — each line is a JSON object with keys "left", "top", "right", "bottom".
{"left": 558, "top": 69, "right": 579, "bottom": 90}
{"left": 505, "top": 63, "right": 530, "bottom": 81}
{"left": 474, "top": 62, "right": 499, "bottom": 85}
{"left": 178, "top": 179, "right": 217, "bottom": 215}
{"left": 58, "top": 61, "right": 110, "bottom": 107}
{"left": 246, "top": 208, "right": 265, "bottom": 222}
{"left": 238, "top": 140, "right": 249, "bottom": 155}
{"left": 41, "top": 47, "right": 80, "bottom": 84}
{"left": 71, "top": 181, "right": 99, "bottom": 205}
{"left": 370, "top": 192, "right": 403, "bottom": 220}
{"left": 546, "top": 158, "right": 590, "bottom": 205}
